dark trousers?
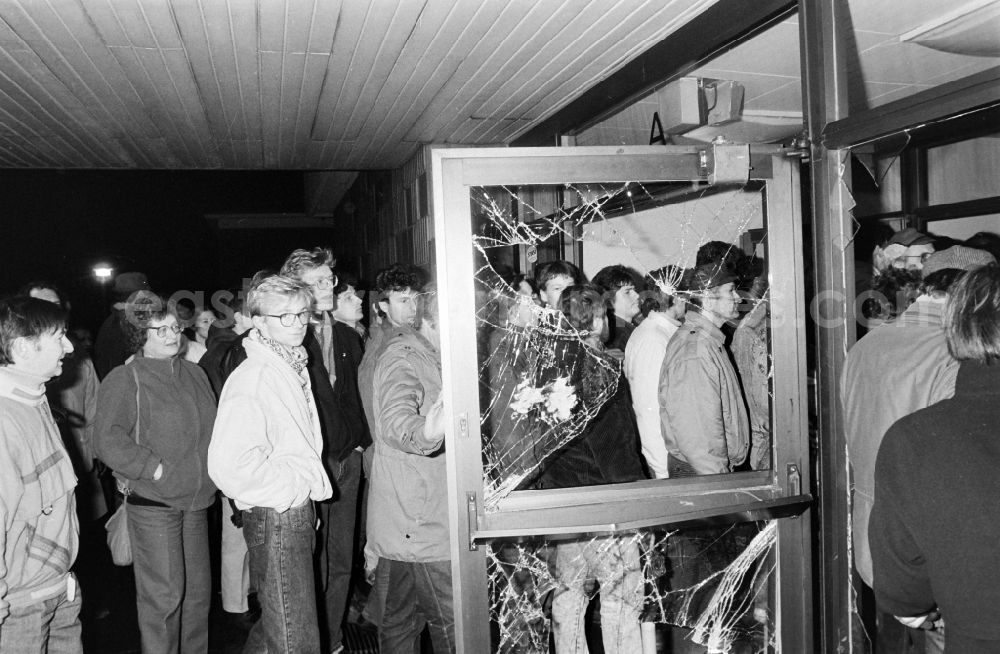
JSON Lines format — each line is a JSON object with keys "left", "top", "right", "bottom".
{"left": 316, "top": 450, "right": 363, "bottom": 652}
{"left": 372, "top": 559, "right": 455, "bottom": 654}
{"left": 129, "top": 504, "right": 211, "bottom": 654}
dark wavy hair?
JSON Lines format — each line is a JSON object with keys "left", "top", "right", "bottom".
{"left": 559, "top": 284, "right": 605, "bottom": 334}
{"left": 533, "top": 260, "right": 583, "bottom": 293}
{"left": 121, "top": 294, "right": 172, "bottom": 355}
{"left": 0, "top": 296, "right": 68, "bottom": 365}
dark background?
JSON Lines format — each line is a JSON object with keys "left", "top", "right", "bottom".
{"left": 0, "top": 169, "right": 343, "bottom": 333}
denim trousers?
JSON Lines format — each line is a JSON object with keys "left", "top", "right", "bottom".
{"left": 371, "top": 558, "right": 455, "bottom": 654}
{"left": 0, "top": 580, "right": 82, "bottom": 654}
{"left": 243, "top": 502, "right": 320, "bottom": 654}
{"left": 316, "top": 450, "right": 362, "bottom": 652}
{"left": 129, "top": 504, "right": 211, "bottom": 654}
{"left": 551, "top": 536, "right": 643, "bottom": 654}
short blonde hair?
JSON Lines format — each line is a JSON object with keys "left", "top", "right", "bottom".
{"left": 945, "top": 264, "right": 1000, "bottom": 363}
{"left": 247, "top": 275, "right": 313, "bottom": 317}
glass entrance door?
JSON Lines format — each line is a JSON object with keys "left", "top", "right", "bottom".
{"left": 427, "top": 144, "right": 812, "bottom": 652}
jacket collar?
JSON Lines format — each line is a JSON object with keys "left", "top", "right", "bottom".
{"left": 683, "top": 310, "right": 725, "bottom": 345}
{"left": 895, "top": 296, "right": 946, "bottom": 328}
{"left": 0, "top": 366, "right": 48, "bottom": 405}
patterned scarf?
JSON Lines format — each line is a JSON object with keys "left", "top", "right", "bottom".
{"left": 249, "top": 329, "right": 309, "bottom": 375}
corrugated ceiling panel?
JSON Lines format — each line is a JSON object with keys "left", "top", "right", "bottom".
{"left": 287, "top": 1, "right": 340, "bottom": 166}
{"left": 468, "top": 0, "right": 718, "bottom": 144}
{"left": 161, "top": 48, "right": 221, "bottom": 166}
{"left": 170, "top": 0, "right": 241, "bottom": 153}
{"left": 228, "top": 1, "right": 262, "bottom": 161}
{"left": 110, "top": 45, "right": 194, "bottom": 166}
{"left": 351, "top": 0, "right": 511, "bottom": 165}
{"left": 465, "top": 0, "right": 710, "bottom": 143}
{"left": 335, "top": 0, "right": 424, "bottom": 157}
{"left": 0, "top": 0, "right": 130, "bottom": 165}
{"left": 309, "top": 0, "right": 380, "bottom": 150}
{"left": 402, "top": 0, "right": 560, "bottom": 143}
{"left": 258, "top": 48, "right": 284, "bottom": 168}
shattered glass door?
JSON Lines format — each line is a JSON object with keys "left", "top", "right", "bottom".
{"left": 432, "top": 145, "right": 812, "bottom": 653}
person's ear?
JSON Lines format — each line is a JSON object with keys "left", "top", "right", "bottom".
{"left": 10, "top": 336, "right": 34, "bottom": 363}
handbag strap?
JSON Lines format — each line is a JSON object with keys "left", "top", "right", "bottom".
{"left": 118, "top": 366, "right": 142, "bottom": 500}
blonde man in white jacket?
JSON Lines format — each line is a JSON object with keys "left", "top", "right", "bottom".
{"left": 209, "top": 275, "right": 332, "bottom": 654}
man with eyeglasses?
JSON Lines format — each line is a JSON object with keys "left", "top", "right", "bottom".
{"left": 280, "top": 247, "right": 371, "bottom": 654}
{"left": 209, "top": 275, "right": 333, "bottom": 653}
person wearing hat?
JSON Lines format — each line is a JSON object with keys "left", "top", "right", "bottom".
{"left": 93, "top": 272, "right": 151, "bottom": 379}
{"left": 842, "top": 244, "right": 995, "bottom": 651}
{"left": 657, "top": 262, "right": 749, "bottom": 477}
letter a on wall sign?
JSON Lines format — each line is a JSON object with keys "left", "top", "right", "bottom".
{"left": 649, "top": 112, "right": 666, "bottom": 145}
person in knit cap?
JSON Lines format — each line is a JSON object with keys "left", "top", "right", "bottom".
{"left": 0, "top": 296, "right": 81, "bottom": 653}
{"left": 658, "top": 263, "right": 749, "bottom": 477}
{"left": 870, "top": 264, "right": 1000, "bottom": 653}
{"left": 93, "top": 271, "right": 152, "bottom": 379}
{"left": 843, "top": 244, "right": 995, "bottom": 651}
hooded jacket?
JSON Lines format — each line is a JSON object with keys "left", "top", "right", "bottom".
{"left": 93, "top": 355, "right": 217, "bottom": 511}
{"left": 367, "top": 326, "right": 447, "bottom": 562}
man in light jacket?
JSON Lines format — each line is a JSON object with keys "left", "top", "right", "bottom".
{"left": 209, "top": 275, "right": 333, "bottom": 654}
{"left": 0, "top": 296, "right": 81, "bottom": 654}
{"left": 658, "top": 263, "right": 749, "bottom": 477}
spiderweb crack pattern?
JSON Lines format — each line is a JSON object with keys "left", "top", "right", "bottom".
{"left": 470, "top": 179, "right": 776, "bottom": 652}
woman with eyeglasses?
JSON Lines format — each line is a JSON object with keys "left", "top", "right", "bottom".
{"left": 93, "top": 295, "right": 218, "bottom": 654}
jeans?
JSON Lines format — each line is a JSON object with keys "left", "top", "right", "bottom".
{"left": 0, "top": 581, "right": 82, "bottom": 654}
{"left": 129, "top": 504, "right": 211, "bottom": 654}
{"left": 316, "top": 450, "right": 362, "bottom": 652}
{"left": 551, "top": 536, "right": 643, "bottom": 654}
{"left": 243, "top": 502, "right": 320, "bottom": 654}
{"left": 371, "top": 559, "right": 455, "bottom": 654}
{"left": 221, "top": 497, "right": 250, "bottom": 614}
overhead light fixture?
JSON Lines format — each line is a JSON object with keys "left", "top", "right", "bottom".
{"left": 899, "top": 0, "right": 1000, "bottom": 57}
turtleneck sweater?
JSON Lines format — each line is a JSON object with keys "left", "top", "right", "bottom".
{"left": 0, "top": 364, "right": 79, "bottom": 614}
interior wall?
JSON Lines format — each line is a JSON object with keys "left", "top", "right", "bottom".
{"left": 580, "top": 188, "right": 764, "bottom": 277}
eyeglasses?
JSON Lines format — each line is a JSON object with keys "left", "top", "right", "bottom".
{"left": 311, "top": 275, "right": 338, "bottom": 290}
{"left": 147, "top": 324, "right": 181, "bottom": 339}
{"left": 265, "top": 311, "right": 312, "bottom": 327}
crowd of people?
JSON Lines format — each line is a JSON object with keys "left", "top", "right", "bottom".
{"left": 2, "top": 227, "right": 999, "bottom": 654}
{"left": 845, "top": 228, "right": 1000, "bottom": 654}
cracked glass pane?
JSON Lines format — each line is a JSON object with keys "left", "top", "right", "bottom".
{"left": 468, "top": 177, "right": 776, "bottom": 652}
{"left": 486, "top": 522, "right": 776, "bottom": 653}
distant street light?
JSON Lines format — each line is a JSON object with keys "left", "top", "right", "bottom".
{"left": 93, "top": 265, "right": 113, "bottom": 281}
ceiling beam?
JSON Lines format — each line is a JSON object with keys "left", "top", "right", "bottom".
{"left": 510, "top": 0, "right": 796, "bottom": 147}
{"left": 823, "top": 66, "right": 1000, "bottom": 149}
{"left": 205, "top": 213, "right": 335, "bottom": 230}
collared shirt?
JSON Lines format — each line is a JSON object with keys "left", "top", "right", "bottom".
{"left": 842, "top": 295, "right": 956, "bottom": 587}
{"left": 624, "top": 311, "right": 681, "bottom": 478}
